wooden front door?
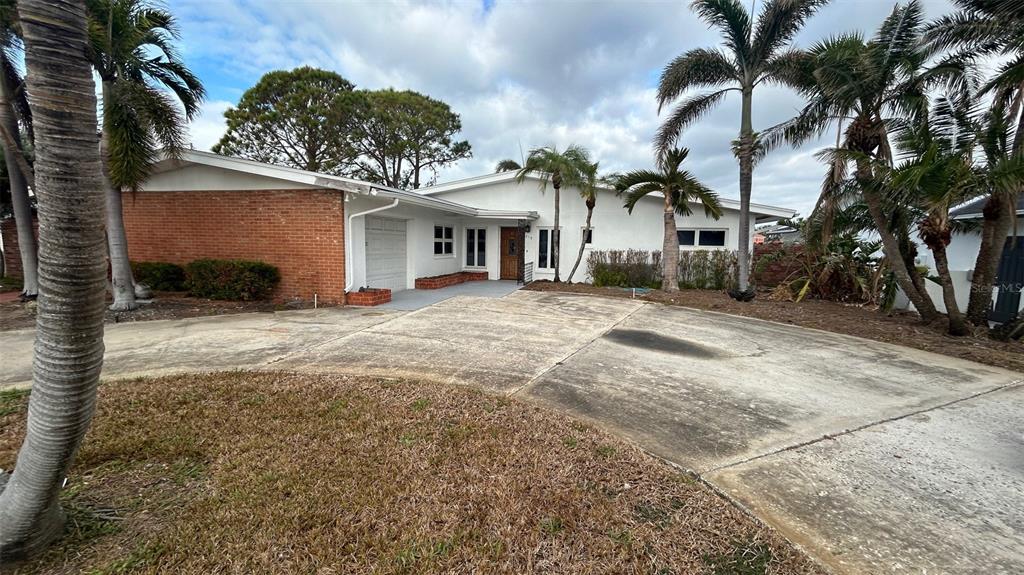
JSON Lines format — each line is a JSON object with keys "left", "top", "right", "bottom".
{"left": 500, "top": 227, "right": 518, "bottom": 280}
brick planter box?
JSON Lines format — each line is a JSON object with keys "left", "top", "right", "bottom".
{"left": 414, "top": 271, "right": 489, "bottom": 290}
{"left": 346, "top": 288, "right": 391, "bottom": 306}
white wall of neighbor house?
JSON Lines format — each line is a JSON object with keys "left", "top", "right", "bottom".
{"left": 909, "top": 218, "right": 1024, "bottom": 315}
{"left": 426, "top": 179, "right": 758, "bottom": 282}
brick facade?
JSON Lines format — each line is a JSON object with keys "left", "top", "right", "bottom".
{"left": 414, "top": 271, "right": 489, "bottom": 290}
{"left": 0, "top": 216, "right": 37, "bottom": 280}
{"left": 121, "top": 189, "right": 346, "bottom": 302}
{"left": 346, "top": 288, "right": 391, "bottom": 306}
{"left": 752, "top": 242, "right": 804, "bottom": 288}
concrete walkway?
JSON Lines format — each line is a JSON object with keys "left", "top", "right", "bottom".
{"left": 377, "top": 280, "right": 521, "bottom": 311}
{"left": 2, "top": 290, "right": 1021, "bottom": 574}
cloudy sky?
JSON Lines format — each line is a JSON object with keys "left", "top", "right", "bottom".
{"left": 174, "top": 0, "right": 955, "bottom": 215}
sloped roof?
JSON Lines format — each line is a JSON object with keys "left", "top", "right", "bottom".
{"left": 148, "top": 150, "right": 537, "bottom": 220}
{"left": 420, "top": 169, "right": 797, "bottom": 220}
{"left": 950, "top": 196, "right": 1024, "bottom": 219}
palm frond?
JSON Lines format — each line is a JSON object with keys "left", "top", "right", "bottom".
{"left": 750, "top": 0, "right": 828, "bottom": 65}
{"left": 690, "top": 0, "right": 752, "bottom": 68}
{"left": 654, "top": 89, "right": 732, "bottom": 152}
{"left": 657, "top": 48, "right": 737, "bottom": 111}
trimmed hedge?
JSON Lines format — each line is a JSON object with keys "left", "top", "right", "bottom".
{"left": 184, "top": 259, "right": 280, "bottom": 301}
{"left": 131, "top": 261, "right": 186, "bottom": 292}
{"left": 586, "top": 249, "right": 739, "bottom": 290}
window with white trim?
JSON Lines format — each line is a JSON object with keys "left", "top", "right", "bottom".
{"left": 678, "top": 229, "right": 727, "bottom": 247}
{"left": 582, "top": 228, "right": 593, "bottom": 245}
{"left": 465, "top": 228, "right": 486, "bottom": 267}
{"left": 434, "top": 225, "right": 454, "bottom": 256}
{"left": 538, "top": 228, "right": 559, "bottom": 269}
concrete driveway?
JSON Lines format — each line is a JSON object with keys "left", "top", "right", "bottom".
{"left": 2, "top": 290, "right": 1020, "bottom": 574}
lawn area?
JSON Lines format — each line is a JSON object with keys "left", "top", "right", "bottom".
{"left": 0, "top": 373, "right": 823, "bottom": 575}
{"left": 525, "top": 282, "right": 1024, "bottom": 373}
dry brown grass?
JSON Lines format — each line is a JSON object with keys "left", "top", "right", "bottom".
{"left": 1, "top": 373, "right": 825, "bottom": 575}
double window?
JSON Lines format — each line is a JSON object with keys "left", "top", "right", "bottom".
{"left": 465, "top": 228, "right": 486, "bottom": 267}
{"left": 538, "top": 228, "right": 559, "bottom": 269}
{"left": 678, "top": 229, "right": 727, "bottom": 247}
{"left": 434, "top": 225, "right": 454, "bottom": 256}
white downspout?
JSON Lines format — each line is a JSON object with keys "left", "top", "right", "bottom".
{"left": 344, "top": 194, "right": 400, "bottom": 293}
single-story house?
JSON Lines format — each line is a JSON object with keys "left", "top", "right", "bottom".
{"left": 126, "top": 150, "right": 795, "bottom": 303}
{"left": 911, "top": 196, "right": 1024, "bottom": 323}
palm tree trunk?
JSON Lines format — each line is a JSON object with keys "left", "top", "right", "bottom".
{"left": 100, "top": 80, "right": 137, "bottom": 311}
{"left": 0, "top": 65, "right": 37, "bottom": 298}
{"left": 567, "top": 202, "right": 594, "bottom": 283}
{"left": 553, "top": 183, "right": 561, "bottom": 282}
{"left": 661, "top": 192, "right": 679, "bottom": 292}
{"left": 736, "top": 86, "right": 753, "bottom": 294}
{"left": 965, "top": 196, "right": 1008, "bottom": 324}
{"left": 931, "top": 239, "right": 969, "bottom": 336}
{"left": 0, "top": 0, "right": 107, "bottom": 561}
{"left": 858, "top": 165, "right": 938, "bottom": 322}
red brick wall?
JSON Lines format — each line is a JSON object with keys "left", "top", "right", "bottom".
{"left": 1, "top": 216, "right": 37, "bottom": 279}
{"left": 121, "top": 189, "right": 345, "bottom": 302}
{"left": 753, "top": 242, "right": 804, "bottom": 288}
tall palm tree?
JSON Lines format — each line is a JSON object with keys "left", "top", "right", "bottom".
{"left": 87, "top": 0, "right": 204, "bottom": 311}
{"left": 0, "top": 0, "right": 37, "bottom": 299}
{"left": 927, "top": 0, "right": 1024, "bottom": 325}
{"left": 514, "top": 145, "right": 592, "bottom": 282}
{"left": 613, "top": 148, "right": 722, "bottom": 292}
{"left": 656, "top": 0, "right": 828, "bottom": 298}
{"left": 494, "top": 158, "right": 521, "bottom": 173}
{"left": 566, "top": 160, "right": 601, "bottom": 282}
{"left": 0, "top": 0, "right": 107, "bottom": 560}
{"left": 761, "top": 1, "right": 952, "bottom": 322}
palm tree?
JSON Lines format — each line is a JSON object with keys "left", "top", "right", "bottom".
{"left": 656, "top": 0, "right": 828, "bottom": 298}
{"left": 566, "top": 160, "right": 601, "bottom": 282}
{"left": 887, "top": 96, "right": 980, "bottom": 335}
{"left": 761, "top": 1, "right": 950, "bottom": 322}
{"left": 927, "top": 0, "right": 1024, "bottom": 325}
{"left": 0, "top": 0, "right": 108, "bottom": 560}
{"left": 0, "top": 0, "right": 37, "bottom": 299}
{"left": 613, "top": 148, "right": 722, "bottom": 291}
{"left": 494, "top": 159, "right": 521, "bottom": 173}
{"left": 87, "top": 0, "right": 205, "bottom": 311}
{"left": 515, "top": 145, "right": 592, "bottom": 282}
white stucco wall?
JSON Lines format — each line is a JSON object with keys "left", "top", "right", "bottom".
{"left": 908, "top": 218, "right": 1024, "bottom": 316}
{"left": 346, "top": 195, "right": 521, "bottom": 291}
{"left": 427, "top": 180, "right": 757, "bottom": 282}
{"left": 140, "top": 163, "right": 320, "bottom": 192}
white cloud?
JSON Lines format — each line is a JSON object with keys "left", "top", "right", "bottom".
{"left": 175, "top": 0, "right": 957, "bottom": 215}
{"left": 187, "top": 100, "right": 232, "bottom": 151}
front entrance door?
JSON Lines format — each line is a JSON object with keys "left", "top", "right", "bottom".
{"left": 991, "top": 236, "right": 1024, "bottom": 323}
{"left": 500, "top": 227, "right": 518, "bottom": 280}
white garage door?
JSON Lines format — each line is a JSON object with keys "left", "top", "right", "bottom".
{"left": 365, "top": 216, "right": 407, "bottom": 292}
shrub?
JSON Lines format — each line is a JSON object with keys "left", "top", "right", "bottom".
{"left": 587, "top": 249, "right": 739, "bottom": 290}
{"left": 131, "top": 261, "right": 186, "bottom": 292}
{"left": 184, "top": 259, "right": 280, "bottom": 301}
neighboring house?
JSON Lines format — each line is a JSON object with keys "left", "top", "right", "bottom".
{"left": 128, "top": 150, "right": 794, "bottom": 303}
{"left": 754, "top": 223, "right": 802, "bottom": 245}
{"left": 909, "top": 196, "right": 1024, "bottom": 323}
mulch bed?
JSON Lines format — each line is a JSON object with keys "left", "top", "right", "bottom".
{"left": 0, "top": 292, "right": 336, "bottom": 332}
{"left": 1, "top": 372, "right": 826, "bottom": 574}
{"left": 525, "top": 281, "right": 1024, "bottom": 374}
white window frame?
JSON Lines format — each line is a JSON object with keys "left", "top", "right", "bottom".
{"left": 433, "top": 224, "right": 455, "bottom": 258}
{"left": 581, "top": 227, "right": 594, "bottom": 246}
{"left": 537, "top": 227, "right": 559, "bottom": 269}
{"left": 677, "top": 228, "right": 729, "bottom": 249}
{"left": 465, "top": 227, "right": 487, "bottom": 268}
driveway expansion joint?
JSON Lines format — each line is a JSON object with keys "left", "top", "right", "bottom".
{"left": 506, "top": 301, "right": 647, "bottom": 397}
{"left": 702, "top": 378, "right": 1024, "bottom": 475}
